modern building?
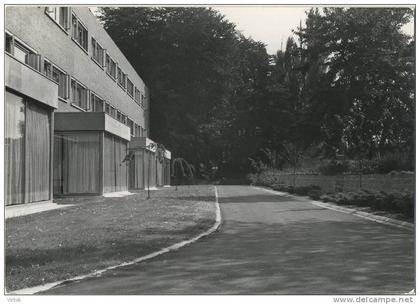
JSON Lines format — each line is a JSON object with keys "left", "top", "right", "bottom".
{"left": 5, "top": 6, "right": 170, "bottom": 205}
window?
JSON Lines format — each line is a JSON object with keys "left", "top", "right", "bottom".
{"left": 134, "top": 88, "right": 141, "bottom": 105}
{"left": 105, "top": 104, "right": 116, "bottom": 118}
{"left": 5, "top": 33, "right": 13, "bottom": 54}
{"left": 71, "top": 14, "right": 88, "bottom": 51}
{"left": 44, "top": 61, "right": 69, "bottom": 100}
{"left": 54, "top": 133, "right": 100, "bottom": 194}
{"left": 110, "top": 106, "right": 116, "bottom": 118}
{"left": 71, "top": 79, "right": 89, "bottom": 110}
{"left": 127, "top": 79, "right": 134, "bottom": 97}
{"left": 134, "top": 124, "right": 143, "bottom": 137}
{"left": 91, "top": 38, "right": 105, "bottom": 66}
{"left": 127, "top": 119, "right": 134, "bottom": 136}
{"left": 6, "top": 91, "right": 51, "bottom": 205}
{"left": 45, "top": 7, "right": 70, "bottom": 30}
{"left": 115, "top": 111, "right": 126, "bottom": 124}
{"left": 90, "top": 93, "right": 104, "bottom": 112}
{"left": 44, "top": 61, "right": 52, "bottom": 77}
{"left": 117, "top": 67, "right": 126, "bottom": 88}
{"left": 105, "top": 103, "right": 111, "bottom": 115}
{"left": 141, "top": 93, "right": 145, "bottom": 108}
{"left": 9, "top": 38, "right": 41, "bottom": 71}
{"left": 105, "top": 54, "right": 116, "bottom": 79}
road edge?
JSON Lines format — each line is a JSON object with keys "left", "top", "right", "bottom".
{"left": 252, "top": 186, "right": 414, "bottom": 231}
{"left": 8, "top": 186, "right": 222, "bottom": 295}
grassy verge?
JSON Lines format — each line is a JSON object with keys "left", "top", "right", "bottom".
{"left": 6, "top": 185, "right": 216, "bottom": 292}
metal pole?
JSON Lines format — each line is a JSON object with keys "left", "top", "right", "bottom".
{"left": 147, "top": 151, "right": 150, "bottom": 199}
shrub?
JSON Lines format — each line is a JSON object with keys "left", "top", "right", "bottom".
{"left": 318, "top": 160, "right": 349, "bottom": 175}
{"left": 308, "top": 189, "right": 323, "bottom": 200}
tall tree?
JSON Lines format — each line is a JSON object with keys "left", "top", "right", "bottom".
{"left": 295, "top": 7, "right": 414, "bottom": 159}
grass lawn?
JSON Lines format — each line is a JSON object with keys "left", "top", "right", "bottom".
{"left": 5, "top": 185, "right": 216, "bottom": 292}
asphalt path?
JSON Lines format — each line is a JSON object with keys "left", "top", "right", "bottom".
{"left": 42, "top": 185, "right": 414, "bottom": 295}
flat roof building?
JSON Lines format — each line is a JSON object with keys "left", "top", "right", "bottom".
{"left": 5, "top": 6, "right": 170, "bottom": 205}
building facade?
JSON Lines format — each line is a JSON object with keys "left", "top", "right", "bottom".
{"left": 5, "top": 6, "right": 170, "bottom": 205}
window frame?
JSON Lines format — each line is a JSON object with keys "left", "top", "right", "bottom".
{"left": 71, "top": 13, "right": 88, "bottom": 53}
{"left": 90, "top": 91, "right": 105, "bottom": 112}
{"left": 6, "top": 33, "right": 41, "bottom": 72}
{"left": 117, "top": 67, "right": 126, "bottom": 89}
{"left": 43, "top": 58, "right": 70, "bottom": 101}
{"left": 70, "top": 77, "right": 90, "bottom": 111}
{"left": 91, "top": 36, "right": 105, "bottom": 68}
{"left": 126, "top": 78, "right": 134, "bottom": 98}
{"left": 105, "top": 53, "right": 117, "bottom": 80}
{"left": 134, "top": 87, "right": 141, "bottom": 105}
{"left": 45, "top": 6, "right": 71, "bottom": 33}
{"left": 141, "top": 93, "right": 145, "bottom": 109}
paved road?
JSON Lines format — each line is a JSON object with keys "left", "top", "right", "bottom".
{"left": 42, "top": 185, "right": 414, "bottom": 295}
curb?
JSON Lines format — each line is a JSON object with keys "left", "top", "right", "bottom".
{"left": 252, "top": 186, "right": 414, "bottom": 232}
{"left": 8, "top": 186, "right": 222, "bottom": 295}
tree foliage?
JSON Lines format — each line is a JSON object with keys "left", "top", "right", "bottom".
{"left": 100, "top": 6, "right": 414, "bottom": 177}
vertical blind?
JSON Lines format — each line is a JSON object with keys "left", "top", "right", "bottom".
{"left": 144, "top": 150, "right": 157, "bottom": 188}
{"left": 5, "top": 91, "right": 52, "bottom": 205}
{"left": 103, "top": 134, "right": 128, "bottom": 193}
{"left": 54, "top": 132, "right": 100, "bottom": 194}
{"left": 5, "top": 92, "right": 25, "bottom": 205}
{"left": 128, "top": 149, "right": 145, "bottom": 189}
{"left": 156, "top": 158, "right": 163, "bottom": 187}
{"left": 25, "top": 102, "right": 51, "bottom": 202}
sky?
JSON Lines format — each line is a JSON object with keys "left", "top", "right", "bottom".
{"left": 214, "top": 6, "right": 310, "bottom": 55}
{"left": 92, "top": 5, "right": 415, "bottom": 56}
{"left": 213, "top": 6, "right": 415, "bottom": 55}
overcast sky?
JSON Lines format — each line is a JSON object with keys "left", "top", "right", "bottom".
{"left": 92, "top": 5, "right": 415, "bottom": 56}
{"left": 214, "top": 6, "right": 309, "bottom": 55}
{"left": 213, "top": 6, "right": 415, "bottom": 55}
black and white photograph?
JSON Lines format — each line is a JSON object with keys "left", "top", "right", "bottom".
{"left": 2, "top": 1, "right": 416, "bottom": 302}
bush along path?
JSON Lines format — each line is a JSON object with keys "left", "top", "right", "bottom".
{"left": 6, "top": 185, "right": 217, "bottom": 292}
{"left": 251, "top": 180, "right": 414, "bottom": 223}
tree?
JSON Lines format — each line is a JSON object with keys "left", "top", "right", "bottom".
{"left": 295, "top": 7, "right": 414, "bottom": 161}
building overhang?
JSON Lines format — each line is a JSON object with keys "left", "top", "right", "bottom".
{"left": 54, "top": 112, "right": 131, "bottom": 141}
{"left": 129, "top": 137, "right": 158, "bottom": 152}
{"left": 5, "top": 53, "right": 58, "bottom": 109}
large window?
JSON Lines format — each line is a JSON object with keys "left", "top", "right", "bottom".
{"left": 91, "top": 38, "right": 105, "bottom": 66}
{"left": 103, "top": 134, "right": 128, "bottom": 193}
{"left": 71, "top": 14, "right": 88, "bottom": 51}
{"left": 71, "top": 79, "right": 89, "bottom": 110}
{"left": 44, "top": 61, "right": 69, "bottom": 100}
{"left": 127, "top": 79, "right": 134, "bottom": 97}
{"left": 54, "top": 132, "right": 100, "bottom": 194}
{"left": 106, "top": 54, "right": 116, "bottom": 79}
{"left": 117, "top": 67, "right": 126, "bottom": 89}
{"left": 45, "top": 7, "right": 70, "bottom": 30}
{"left": 5, "top": 91, "right": 51, "bottom": 205}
